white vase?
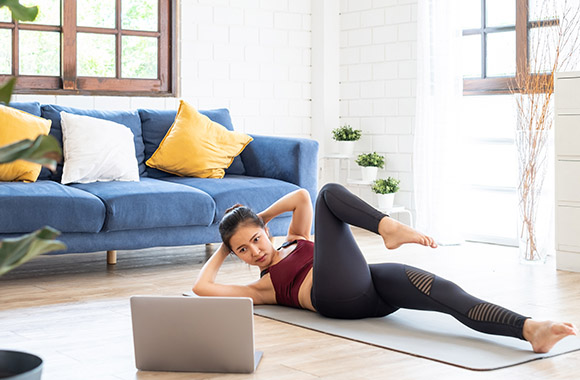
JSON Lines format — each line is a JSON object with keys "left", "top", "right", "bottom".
{"left": 336, "top": 141, "right": 355, "bottom": 156}
{"left": 377, "top": 193, "right": 395, "bottom": 211}
{"left": 360, "top": 166, "right": 378, "bottom": 182}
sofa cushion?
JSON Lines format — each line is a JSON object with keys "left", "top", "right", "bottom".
{"left": 0, "top": 180, "right": 106, "bottom": 234}
{"left": 146, "top": 101, "right": 253, "bottom": 179}
{"left": 9, "top": 102, "right": 41, "bottom": 116}
{"left": 71, "top": 177, "right": 215, "bottom": 232}
{"left": 138, "top": 108, "right": 247, "bottom": 177}
{"left": 161, "top": 175, "right": 300, "bottom": 224}
{"left": 0, "top": 105, "right": 52, "bottom": 182}
{"left": 40, "top": 105, "right": 146, "bottom": 180}
{"left": 60, "top": 112, "right": 140, "bottom": 184}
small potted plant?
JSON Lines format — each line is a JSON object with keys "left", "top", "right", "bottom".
{"left": 372, "top": 177, "right": 400, "bottom": 210}
{"left": 331, "top": 124, "right": 361, "bottom": 156}
{"left": 355, "top": 152, "right": 385, "bottom": 182}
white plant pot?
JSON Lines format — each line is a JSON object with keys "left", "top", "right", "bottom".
{"left": 377, "top": 193, "right": 395, "bottom": 211}
{"left": 361, "top": 166, "right": 378, "bottom": 182}
{"left": 336, "top": 141, "right": 355, "bottom": 156}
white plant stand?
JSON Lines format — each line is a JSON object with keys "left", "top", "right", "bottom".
{"left": 379, "top": 206, "right": 414, "bottom": 228}
{"left": 321, "top": 154, "right": 353, "bottom": 184}
{"left": 322, "top": 156, "right": 413, "bottom": 227}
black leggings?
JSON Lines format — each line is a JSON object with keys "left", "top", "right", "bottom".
{"left": 311, "top": 183, "right": 528, "bottom": 340}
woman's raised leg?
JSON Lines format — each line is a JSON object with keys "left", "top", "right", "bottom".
{"left": 312, "top": 183, "right": 396, "bottom": 319}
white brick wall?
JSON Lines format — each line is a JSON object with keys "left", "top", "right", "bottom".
{"left": 14, "top": 0, "right": 312, "bottom": 139}
{"left": 337, "top": 0, "right": 417, "bottom": 212}
{"left": 180, "top": 0, "right": 312, "bottom": 138}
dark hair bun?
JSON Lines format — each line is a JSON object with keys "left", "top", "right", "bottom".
{"left": 224, "top": 204, "right": 245, "bottom": 215}
{"left": 219, "top": 204, "right": 265, "bottom": 251}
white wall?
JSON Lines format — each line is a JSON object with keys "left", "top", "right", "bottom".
{"left": 14, "top": 0, "right": 313, "bottom": 139}
{"left": 337, "top": 0, "right": 417, "bottom": 212}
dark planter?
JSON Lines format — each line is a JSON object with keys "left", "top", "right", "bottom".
{"left": 0, "top": 351, "right": 43, "bottom": 380}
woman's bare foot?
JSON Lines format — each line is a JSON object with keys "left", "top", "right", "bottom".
{"left": 523, "top": 319, "right": 578, "bottom": 353}
{"left": 378, "top": 216, "right": 438, "bottom": 250}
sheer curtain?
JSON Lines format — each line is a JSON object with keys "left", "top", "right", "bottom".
{"left": 414, "top": 0, "right": 464, "bottom": 245}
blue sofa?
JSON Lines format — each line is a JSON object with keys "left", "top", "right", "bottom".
{"left": 0, "top": 102, "right": 318, "bottom": 258}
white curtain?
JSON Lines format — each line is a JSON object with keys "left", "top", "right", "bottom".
{"left": 414, "top": 0, "right": 464, "bottom": 245}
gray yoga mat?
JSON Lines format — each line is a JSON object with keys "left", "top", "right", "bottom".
{"left": 253, "top": 305, "right": 580, "bottom": 371}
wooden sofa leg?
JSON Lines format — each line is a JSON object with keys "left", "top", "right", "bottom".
{"left": 205, "top": 244, "right": 213, "bottom": 260}
{"left": 107, "top": 250, "right": 117, "bottom": 265}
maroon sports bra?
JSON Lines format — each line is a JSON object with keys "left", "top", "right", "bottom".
{"left": 260, "top": 239, "right": 314, "bottom": 309}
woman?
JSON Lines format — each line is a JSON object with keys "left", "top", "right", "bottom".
{"left": 193, "top": 183, "right": 577, "bottom": 353}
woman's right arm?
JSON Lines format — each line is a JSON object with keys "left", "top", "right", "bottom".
{"left": 192, "top": 244, "right": 267, "bottom": 303}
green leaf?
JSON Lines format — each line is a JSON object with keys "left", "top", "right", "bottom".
{"left": 0, "top": 135, "right": 62, "bottom": 171}
{"left": 0, "top": 227, "right": 66, "bottom": 276}
{"left": 0, "top": 0, "right": 39, "bottom": 22}
{"left": 0, "top": 77, "right": 17, "bottom": 105}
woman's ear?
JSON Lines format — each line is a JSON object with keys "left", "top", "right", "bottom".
{"left": 265, "top": 226, "right": 271, "bottom": 238}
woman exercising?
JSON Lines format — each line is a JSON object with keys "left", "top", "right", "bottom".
{"left": 193, "top": 183, "right": 577, "bottom": 353}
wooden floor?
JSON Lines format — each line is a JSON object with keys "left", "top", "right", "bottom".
{"left": 1, "top": 228, "right": 579, "bottom": 380}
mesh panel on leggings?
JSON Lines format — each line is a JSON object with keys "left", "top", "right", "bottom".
{"left": 405, "top": 267, "right": 434, "bottom": 296}
{"left": 467, "top": 303, "right": 520, "bottom": 325}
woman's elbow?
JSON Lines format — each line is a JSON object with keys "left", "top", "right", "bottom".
{"left": 192, "top": 282, "right": 208, "bottom": 296}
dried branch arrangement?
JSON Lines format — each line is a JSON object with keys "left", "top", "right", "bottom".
{"left": 513, "top": 0, "right": 580, "bottom": 261}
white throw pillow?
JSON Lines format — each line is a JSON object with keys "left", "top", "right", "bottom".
{"left": 60, "top": 112, "right": 140, "bottom": 184}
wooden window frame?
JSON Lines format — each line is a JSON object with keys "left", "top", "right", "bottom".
{"left": 463, "top": 0, "right": 555, "bottom": 95}
{"left": 0, "top": 0, "right": 176, "bottom": 97}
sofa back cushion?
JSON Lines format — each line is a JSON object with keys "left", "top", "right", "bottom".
{"left": 8, "top": 101, "right": 42, "bottom": 116}
{"left": 40, "top": 105, "right": 146, "bottom": 180}
{"left": 138, "top": 108, "right": 246, "bottom": 178}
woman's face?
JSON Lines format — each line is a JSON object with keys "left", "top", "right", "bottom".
{"left": 228, "top": 224, "right": 275, "bottom": 268}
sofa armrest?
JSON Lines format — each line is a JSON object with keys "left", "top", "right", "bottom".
{"left": 241, "top": 135, "right": 319, "bottom": 201}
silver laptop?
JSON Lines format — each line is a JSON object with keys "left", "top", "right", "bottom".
{"left": 130, "top": 296, "right": 263, "bottom": 373}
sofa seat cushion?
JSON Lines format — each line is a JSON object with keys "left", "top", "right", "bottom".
{"left": 40, "top": 105, "right": 146, "bottom": 180}
{"left": 161, "top": 175, "right": 300, "bottom": 224}
{"left": 0, "top": 180, "right": 106, "bottom": 234}
{"left": 71, "top": 177, "right": 215, "bottom": 232}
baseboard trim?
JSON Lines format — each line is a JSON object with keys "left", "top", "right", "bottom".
{"left": 557, "top": 250, "right": 580, "bottom": 272}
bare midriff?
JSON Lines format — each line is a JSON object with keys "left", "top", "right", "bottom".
{"left": 298, "top": 268, "right": 315, "bottom": 311}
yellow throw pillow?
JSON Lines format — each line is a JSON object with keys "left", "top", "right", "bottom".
{"left": 0, "top": 105, "right": 52, "bottom": 182}
{"left": 146, "top": 101, "right": 253, "bottom": 178}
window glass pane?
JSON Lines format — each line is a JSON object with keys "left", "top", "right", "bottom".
{"left": 0, "top": 29, "right": 11, "bottom": 74}
{"left": 77, "top": 33, "right": 115, "bottom": 77}
{"left": 461, "top": 0, "right": 481, "bottom": 30}
{"left": 122, "top": 36, "right": 157, "bottom": 78}
{"left": 528, "top": 0, "right": 558, "bottom": 22}
{"left": 528, "top": 25, "right": 569, "bottom": 74}
{"left": 462, "top": 34, "right": 481, "bottom": 78}
{"left": 461, "top": 189, "right": 518, "bottom": 241}
{"left": 0, "top": 6, "right": 11, "bottom": 22}
{"left": 77, "top": 0, "right": 115, "bottom": 28}
{"left": 486, "top": 31, "right": 515, "bottom": 77}
{"left": 486, "top": 0, "right": 515, "bottom": 28}
{"left": 19, "top": 30, "right": 60, "bottom": 76}
{"left": 20, "top": 0, "right": 60, "bottom": 26}
{"left": 460, "top": 95, "right": 516, "bottom": 140}
{"left": 463, "top": 143, "right": 517, "bottom": 188}
{"left": 122, "top": 0, "right": 157, "bottom": 31}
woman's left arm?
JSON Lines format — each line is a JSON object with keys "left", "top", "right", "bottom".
{"left": 258, "top": 189, "right": 313, "bottom": 241}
